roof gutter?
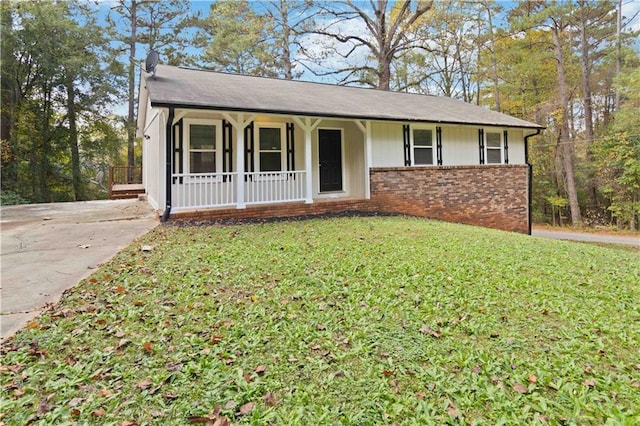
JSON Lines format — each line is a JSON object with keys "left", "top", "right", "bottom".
{"left": 524, "top": 129, "right": 542, "bottom": 235}
{"left": 162, "top": 107, "right": 175, "bottom": 223}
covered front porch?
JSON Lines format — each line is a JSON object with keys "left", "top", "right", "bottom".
{"left": 158, "top": 109, "right": 373, "bottom": 214}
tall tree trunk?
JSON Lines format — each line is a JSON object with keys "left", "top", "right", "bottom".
{"left": 66, "top": 75, "right": 83, "bottom": 201}
{"left": 486, "top": 4, "right": 500, "bottom": 112}
{"left": 280, "top": 0, "right": 292, "bottom": 80}
{"left": 127, "top": 0, "right": 137, "bottom": 178}
{"left": 39, "top": 89, "right": 51, "bottom": 202}
{"left": 579, "top": 9, "right": 598, "bottom": 213}
{"left": 615, "top": 0, "right": 622, "bottom": 110}
{"left": 552, "top": 20, "right": 582, "bottom": 225}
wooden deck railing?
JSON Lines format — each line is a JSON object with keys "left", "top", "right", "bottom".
{"left": 109, "top": 166, "right": 142, "bottom": 186}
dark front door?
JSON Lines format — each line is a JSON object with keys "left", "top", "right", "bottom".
{"left": 319, "top": 129, "right": 343, "bottom": 192}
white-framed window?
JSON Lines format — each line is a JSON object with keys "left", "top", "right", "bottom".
{"left": 484, "top": 130, "right": 503, "bottom": 164}
{"left": 411, "top": 126, "right": 435, "bottom": 165}
{"left": 255, "top": 123, "right": 286, "bottom": 172}
{"left": 183, "top": 118, "right": 222, "bottom": 174}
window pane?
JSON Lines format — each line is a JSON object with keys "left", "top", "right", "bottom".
{"left": 486, "top": 148, "right": 501, "bottom": 164}
{"left": 486, "top": 132, "right": 501, "bottom": 148}
{"left": 260, "top": 152, "right": 281, "bottom": 171}
{"left": 414, "top": 129, "right": 432, "bottom": 147}
{"left": 259, "top": 128, "right": 281, "bottom": 151}
{"left": 190, "top": 152, "right": 216, "bottom": 173}
{"left": 414, "top": 147, "right": 433, "bottom": 165}
{"left": 190, "top": 125, "right": 216, "bottom": 150}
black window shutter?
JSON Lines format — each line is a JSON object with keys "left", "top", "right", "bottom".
{"left": 244, "top": 122, "right": 254, "bottom": 179}
{"left": 436, "top": 126, "right": 443, "bottom": 165}
{"left": 286, "top": 123, "right": 295, "bottom": 171}
{"left": 174, "top": 121, "right": 183, "bottom": 183}
{"left": 503, "top": 130, "right": 509, "bottom": 164}
{"left": 403, "top": 124, "right": 411, "bottom": 166}
{"left": 478, "top": 129, "right": 485, "bottom": 165}
{"left": 222, "top": 120, "right": 233, "bottom": 181}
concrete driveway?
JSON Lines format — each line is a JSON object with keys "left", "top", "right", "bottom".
{"left": 1, "top": 199, "right": 158, "bottom": 341}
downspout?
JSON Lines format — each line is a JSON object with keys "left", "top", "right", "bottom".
{"left": 162, "top": 107, "right": 175, "bottom": 223}
{"left": 524, "top": 129, "right": 542, "bottom": 235}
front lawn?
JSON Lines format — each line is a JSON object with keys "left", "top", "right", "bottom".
{"left": 2, "top": 216, "right": 639, "bottom": 424}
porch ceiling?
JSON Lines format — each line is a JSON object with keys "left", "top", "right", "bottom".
{"left": 144, "top": 65, "right": 543, "bottom": 130}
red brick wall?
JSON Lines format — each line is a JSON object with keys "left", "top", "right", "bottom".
{"left": 369, "top": 165, "right": 530, "bottom": 233}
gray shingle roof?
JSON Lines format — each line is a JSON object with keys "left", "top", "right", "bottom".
{"left": 144, "top": 65, "right": 543, "bottom": 129}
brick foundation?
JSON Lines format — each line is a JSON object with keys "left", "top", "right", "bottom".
{"left": 369, "top": 165, "right": 530, "bottom": 233}
{"left": 169, "top": 165, "right": 530, "bottom": 234}
{"left": 170, "top": 199, "right": 374, "bottom": 222}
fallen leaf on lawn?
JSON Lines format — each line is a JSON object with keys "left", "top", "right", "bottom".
{"left": 93, "top": 408, "right": 106, "bottom": 417}
{"left": 37, "top": 393, "right": 55, "bottom": 415}
{"left": 419, "top": 325, "right": 442, "bottom": 338}
{"left": 140, "top": 245, "right": 154, "bottom": 252}
{"left": 98, "top": 389, "right": 113, "bottom": 397}
{"left": 391, "top": 379, "right": 399, "bottom": 394}
{"left": 528, "top": 374, "right": 538, "bottom": 384}
{"left": 239, "top": 402, "right": 255, "bottom": 416}
{"left": 117, "top": 339, "right": 131, "bottom": 349}
{"left": 121, "top": 421, "right": 138, "bottom": 426}
{"left": 243, "top": 373, "right": 252, "bottom": 383}
{"left": 416, "top": 392, "right": 426, "bottom": 400}
{"left": 137, "top": 379, "right": 153, "bottom": 389}
{"left": 213, "top": 418, "right": 230, "bottom": 426}
{"left": 584, "top": 364, "right": 593, "bottom": 374}
{"left": 255, "top": 365, "right": 267, "bottom": 375}
{"left": 382, "top": 369, "right": 395, "bottom": 376}
{"left": 188, "top": 416, "right": 213, "bottom": 424}
{"left": 513, "top": 383, "right": 528, "bottom": 394}
{"left": 27, "top": 321, "right": 39, "bottom": 329}
{"left": 224, "top": 400, "right": 237, "bottom": 410}
{"left": 13, "top": 389, "right": 25, "bottom": 397}
{"left": 631, "top": 380, "right": 640, "bottom": 388}
{"left": 164, "top": 392, "right": 179, "bottom": 400}
{"left": 583, "top": 379, "right": 596, "bottom": 387}
{"left": 210, "top": 335, "right": 224, "bottom": 344}
{"left": 447, "top": 405, "right": 459, "bottom": 418}
{"left": 263, "top": 392, "right": 277, "bottom": 406}
{"left": 142, "top": 341, "right": 154, "bottom": 353}
{"left": 69, "top": 397, "right": 84, "bottom": 407}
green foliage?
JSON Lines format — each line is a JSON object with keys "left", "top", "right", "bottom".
{"left": 2, "top": 217, "right": 639, "bottom": 424}
{"left": 1, "top": 0, "right": 123, "bottom": 202}
{"left": 0, "top": 190, "right": 30, "bottom": 206}
{"left": 197, "top": 0, "right": 279, "bottom": 76}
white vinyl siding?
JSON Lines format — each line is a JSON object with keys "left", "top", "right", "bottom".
{"left": 371, "top": 122, "right": 404, "bottom": 167}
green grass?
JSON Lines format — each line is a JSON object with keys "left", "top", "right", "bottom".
{"left": 2, "top": 216, "right": 639, "bottom": 425}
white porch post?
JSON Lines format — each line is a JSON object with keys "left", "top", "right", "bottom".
{"left": 293, "top": 117, "right": 321, "bottom": 204}
{"left": 356, "top": 120, "right": 373, "bottom": 199}
{"left": 223, "top": 113, "right": 255, "bottom": 209}
{"left": 236, "top": 114, "right": 245, "bottom": 208}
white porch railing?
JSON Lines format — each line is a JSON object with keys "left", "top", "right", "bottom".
{"left": 171, "top": 171, "right": 306, "bottom": 211}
